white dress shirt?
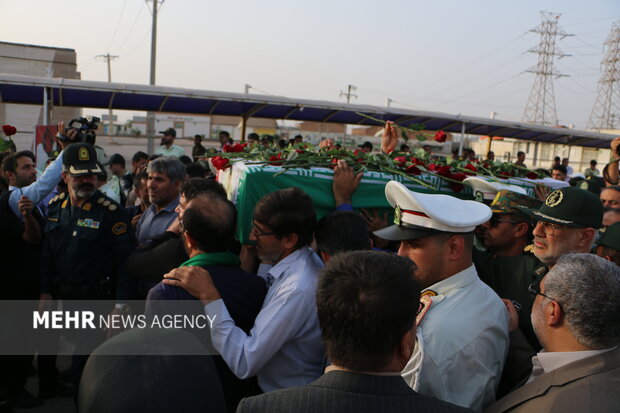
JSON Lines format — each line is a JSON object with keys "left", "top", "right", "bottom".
{"left": 204, "top": 246, "right": 324, "bottom": 392}
{"left": 402, "top": 264, "right": 509, "bottom": 412}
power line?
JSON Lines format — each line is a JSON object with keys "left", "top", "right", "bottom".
{"left": 104, "top": 0, "right": 128, "bottom": 53}
{"left": 116, "top": 1, "right": 147, "bottom": 53}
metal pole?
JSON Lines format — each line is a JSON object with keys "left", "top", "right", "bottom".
{"left": 146, "top": 0, "right": 158, "bottom": 154}
{"left": 43, "top": 87, "right": 49, "bottom": 125}
{"left": 458, "top": 123, "right": 466, "bottom": 156}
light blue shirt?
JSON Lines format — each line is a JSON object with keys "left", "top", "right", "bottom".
{"left": 135, "top": 196, "right": 179, "bottom": 246}
{"left": 402, "top": 264, "right": 509, "bottom": 412}
{"left": 205, "top": 246, "right": 325, "bottom": 392}
{"left": 9, "top": 150, "right": 64, "bottom": 221}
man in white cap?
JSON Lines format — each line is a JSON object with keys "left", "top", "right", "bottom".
{"left": 374, "top": 181, "right": 509, "bottom": 412}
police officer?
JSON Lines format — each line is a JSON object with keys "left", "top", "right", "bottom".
{"left": 39, "top": 143, "right": 136, "bottom": 302}
{"left": 38, "top": 143, "right": 136, "bottom": 392}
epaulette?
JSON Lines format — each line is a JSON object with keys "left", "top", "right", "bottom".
{"left": 94, "top": 193, "right": 121, "bottom": 212}
{"left": 48, "top": 191, "right": 67, "bottom": 206}
{"left": 523, "top": 244, "right": 534, "bottom": 253}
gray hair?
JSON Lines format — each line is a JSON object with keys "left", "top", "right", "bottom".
{"left": 147, "top": 157, "right": 186, "bottom": 183}
{"left": 544, "top": 253, "right": 620, "bottom": 349}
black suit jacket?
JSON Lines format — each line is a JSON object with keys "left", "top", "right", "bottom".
{"left": 236, "top": 370, "right": 472, "bottom": 413}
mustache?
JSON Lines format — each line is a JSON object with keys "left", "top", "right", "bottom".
{"left": 78, "top": 183, "right": 94, "bottom": 190}
{"left": 534, "top": 237, "right": 547, "bottom": 246}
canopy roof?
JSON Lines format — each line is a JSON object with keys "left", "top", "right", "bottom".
{"left": 0, "top": 72, "right": 615, "bottom": 148}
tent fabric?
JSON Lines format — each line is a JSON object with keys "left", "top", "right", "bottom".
{"left": 0, "top": 72, "right": 616, "bottom": 148}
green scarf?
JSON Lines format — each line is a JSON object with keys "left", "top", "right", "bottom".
{"left": 180, "top": 252, "right": 240, "bottom": 268}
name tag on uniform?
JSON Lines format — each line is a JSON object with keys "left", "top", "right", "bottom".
{"left": 77, "top": 218, "right": 100, "bottom": 229}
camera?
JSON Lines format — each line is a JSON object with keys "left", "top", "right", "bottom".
{"left": 58, "top": 116, "right": 100, "bottom": 145}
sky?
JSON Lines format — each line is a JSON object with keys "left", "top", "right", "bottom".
{"left": 1, "top": 0, "right": 619, "bottom": 129}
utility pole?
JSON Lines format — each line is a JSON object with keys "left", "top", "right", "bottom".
{"left": 96, "top": 53, "right": 119, "bottom": 139}
{"left": 339, "top": 84, "right": 358, "bottom": 103}
{"left": 522, "top": 11, "right": 572, "bottom": 126}
{"left": 386, "top": 98, "right": 392, "bottom": 108}
{"left": 587, "top": 21, "right": 620, "bottom": 130}
{"left": 244, "top": 84, "right": 251, "bottom": 94}
{"left": 146, "top": 0, "right": 161, "bottom": 154}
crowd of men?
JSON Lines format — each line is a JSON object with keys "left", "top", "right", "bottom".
{"left": 0, "top": 122, "right": 618, "bottom": 413}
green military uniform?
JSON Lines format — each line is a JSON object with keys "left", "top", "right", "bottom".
{"left": 40, "top": 143, "right": 136, "bottom": 300}
{"left": 474, "top": 249, "right": 542, "bottom": 351}
{"left": 473, "top": 190, "right": 543, "bottom": 351}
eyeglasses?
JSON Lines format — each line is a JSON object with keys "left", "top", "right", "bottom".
{"left": 417, "top": 301, "right": 425, "bottom": 316}
{"left": 536, "top": 221, "right": 569, "bottom": 237}
{"left": 251, "top": 221, "right": 275, "bottom": 238}
{"left": 490, "top": 215, "right": 524, "bottom": 227}
{"left": 528, "top": 281, "right": 559, "bottom": 305}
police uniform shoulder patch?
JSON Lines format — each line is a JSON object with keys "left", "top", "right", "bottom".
{"left": 112, "top": 222, "right": 127, "bottom": 235}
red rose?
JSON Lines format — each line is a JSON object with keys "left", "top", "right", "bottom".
{"left": 353, "top": 149, "right": 364, "bottom": 156}
{"left": 222, "top": 144, "right": 233, "bottom": 153}
{"left": 232, "top": 143, "right": 245, "bottom": 152}
{"left": 269, "top": 154, "right": 283, "bottom": 166}
{"left": 394, "top": 156, "right": 407, "bottom": 166}
{"left": 2, "top": 125, "right": 17, "bottom": 136}
{"left": 434, "top": 130, "right": 447, "bottom": 143}
{"left": 526, "top": 172, "right": 538, "bottom": 179}
{"left": 406, "top": 165, "right": 422, "bottom": 175}
{"left": 211, "top": 156, "right": 230, "bottom": 170}
{"left": 499, "top": 171, "right": 513, "bottom": 178}
{"left": 427, "top": 163, "right": 437, "bottom": 171}
{"left": 436, "top": 166, "right": 452, "bottom": 178}
{"left": 295, "top": 149, "right": 304, "bottom": 154}
{"left": 464, "top": 163, "right": 477, "bottom": 175}
{"left": 449, "top": 172, "right": 467, "bottom": 192}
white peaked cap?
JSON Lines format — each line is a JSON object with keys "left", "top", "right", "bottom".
{"left": 374, "top": 181, "right": 492, "bottom": 241}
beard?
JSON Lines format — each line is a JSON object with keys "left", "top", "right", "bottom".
{"left": 75, "top": 183, "right": 95, "bottom": 199}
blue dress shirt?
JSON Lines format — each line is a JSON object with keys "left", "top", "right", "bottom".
{"left": 205, "top": 246, "right": 325, "bottom": 392}
{"left": 135, "top": 196, "right": 179, "bottom": 246}
{"left": 9, "top": 150, "right": 64, "bottom": 221}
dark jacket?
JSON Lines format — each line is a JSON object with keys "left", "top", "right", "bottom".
{"left": 237, "top": 370, "right": 472, "bottom": 413}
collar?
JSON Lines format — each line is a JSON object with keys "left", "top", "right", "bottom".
{"left": 267, "top": 247, "right": 309, "bottom": 281}
{"left": 149, "top": 195, "right": 180, "bottom": 214}
{"left": 181, "top": 252, "right": 240, "bottom": 268}
{"left": 312, "top": 370, "right": 414, "bottom": 396}
{"left": 424, "top": 264, "right": 477, "bottom": 297}
{"left": 534, "top": 347, "right": 617, "bottom": 375}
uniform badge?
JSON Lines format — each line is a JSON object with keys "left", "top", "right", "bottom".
{"left": 97, "top": 197, "right": 105, "bottom": 204}
{"left": 545, "top": 190, "right": 563, "bottom": 207}
{"left": 58, "top": 192, "right": 66, "bottom": 200}
{"left": 109, "top": 204, "right": 117, "bottom": 211}
{"left": 394, "top": 206, "right": 402, "bottom": 226}
{"left": 416, "top": 294, "right": 433, "bottom": 325}
{"left": 523, "top": 244, "right": 534, "bottom": 253}
{"left": 77, "top": 219, "right": 100, "bottom": 229}
{"left": 83, "top": 202, "right": 91, "bottom": 211}
{"left": 61, "top": 200, "right": 68, "bottom": 208}
{"left": 112, "top": 222, "right": 127, "bottom": 235}
{"left": 103, "top": 200, "right": 111, "bottom": 207}
{"left": 475, "top": 190, "right": 485, "bottom": 203}
{"left": 421, "top": 289, "right": 438, "bottom": 298}
{"left": 78, "top": 147, "right": 90, "bottom": 161}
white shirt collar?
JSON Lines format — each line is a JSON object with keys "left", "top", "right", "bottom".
{"left": 533, "top": 346, "right": 617, "bottom": 376}
{"left": 424, "top": 264, "right": 477, "bottom": 296}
